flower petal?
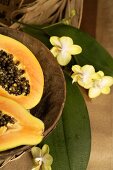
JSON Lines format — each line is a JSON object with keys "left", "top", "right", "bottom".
{"left": 50, "top": 36, "right": 61, "bottom": 47}
{"left": 31, "top": 147, "right": 42, "bottom": 159}
{"left": 97, "top": 71, "right": 104, "bottom": 77}
{"left": 72, "top": 65, "right": 81, "bottom": 73}
{"left": 82, "top": 65, "right": 95, "bottom": 75}
{"left": 32, "top": 165, "right": 40, "bottom": 170}
{"left": 42, "top": 144, "right": 49, "bottom": 155}
{"left": 71, "top": 73, "right": 78, "bottom": 83}
{"left": 50, "top": 47, "right": 60, "bottom": 57}
{"left": 101, "top": 76, "right": 113, "bottom": 87}
{"left": 42, "top": 165, "right": 52, "bottom": 170}
{"left": 43, "top": 154, "right": 53, "bottom": 166}
{"left": 101, "top": 87, "right": 110, "bottom": 94}
{"left": 92, "top": 71, "right": 104, "bottom": 80}
{"left": 80, "top": 65, "right": 95, "bottom": 86}
{"left": 78, "top": 80, "right": 93, "bottom": 89}
{"left": 70, "top": 45, "right": 82, "bottom": 55}
{"left": 88, "top": 87, "right": 101, "bottom": 98}
{"left": 71, "top": 65, "right": 95, "bottom": 88}
{"left": 60, "top": 36, "right": 73, "bottom": 48}
{"left": 57, "top": 52, "right": 72, "bottom": 66}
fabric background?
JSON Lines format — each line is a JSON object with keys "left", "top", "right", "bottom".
{"left": 87, "top": 0, "right": 113, "bottom": 169}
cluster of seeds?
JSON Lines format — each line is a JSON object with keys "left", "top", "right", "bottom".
{"left": 0, "top": 50, "right": 30, "bottom": 96}
{"left": 0, "top": 111, "right": 15, "bottom": 127}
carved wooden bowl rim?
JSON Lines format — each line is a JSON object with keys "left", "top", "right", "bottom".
{"left": 0, "top": 27, "right": 66, "bottom": 162}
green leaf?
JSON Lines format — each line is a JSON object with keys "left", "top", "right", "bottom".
{"left": 42, "top": 74, "right": 91, "bottom": 170}
{"left": 44, "top": 24, "right": 113, "bottom": 76}
{"left": 42, "top": 24, "right": 113, "bottom": 76}
{"left": 22, "top": 26, "right": 51, "bottom": 48}
{"left": 23, "top": 23, "right": 113, "bottom": 75}
{"left": 22, "top": 23, "right": 91, "bottom": 169}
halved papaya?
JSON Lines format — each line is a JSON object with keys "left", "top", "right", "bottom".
{"left": 0, "top": 34, "right": 44, "bottom": 109}
{"left": 0, "top": 96, "right": 44, "bottom": 152}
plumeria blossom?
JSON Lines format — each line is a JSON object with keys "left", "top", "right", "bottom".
{"left": 71, "top": 65, "right": 96, "bottom": 89}
{"left": 31, "top": 144, "right": 53, "bottom": 170}
{"left": 50, "top": 36, "right": 82, "bottom": 66}
{"left": 89, "top": 71, "right": 113, "bottom": 98}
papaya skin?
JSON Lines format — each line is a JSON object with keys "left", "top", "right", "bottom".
{"left": 0, "top": 34, "right": 44, "bottom": 109}
{"left": 0, "top": 96, "right": 44, "bottom": 152}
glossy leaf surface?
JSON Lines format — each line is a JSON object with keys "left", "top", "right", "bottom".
{"left": 42, "top": 74, "right": 91, "bottom": 170}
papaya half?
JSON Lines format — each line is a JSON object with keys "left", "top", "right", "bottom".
{"left": 0, "top": 96, "right": 44, "bottom": 152}
{"left": 0, "top": 34, "right": 44, "bottom": 109}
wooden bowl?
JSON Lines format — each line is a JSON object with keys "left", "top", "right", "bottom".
{"left": 0, "top": 27, "right": 66, "bottom": 164}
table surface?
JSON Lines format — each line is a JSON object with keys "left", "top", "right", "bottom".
{"left": 81, "top": 1, "right": 113, "bottom": 170}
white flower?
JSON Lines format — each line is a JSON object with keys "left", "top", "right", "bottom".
{"left": 31, "top": 144, "right": 53, "bottom": 170}
{"left": 71, "top": 65, "right": 95, "bottom": 89}
{"left": 71, "top": 65, "right": 113, "bottom": 98}
{"left": 50, "top": 36, "right": 82, "bottom": 66}
{"left": 88, "top": 71, "right": 113, "bottom": 98}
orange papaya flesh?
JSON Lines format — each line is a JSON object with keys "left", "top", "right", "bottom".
{"left": 0, "top": 34, "right": 44, "bottom": 109}
{"left": 0, "top": 96, "right": 44, "bottom": 152}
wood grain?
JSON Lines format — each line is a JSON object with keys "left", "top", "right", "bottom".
{"left": 0, "top": 28, "right": 66, "bottom": 165}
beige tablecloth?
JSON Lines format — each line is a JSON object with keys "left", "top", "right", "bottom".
{"left": 87, "top": 1, "right": 113, "bottom": 169}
